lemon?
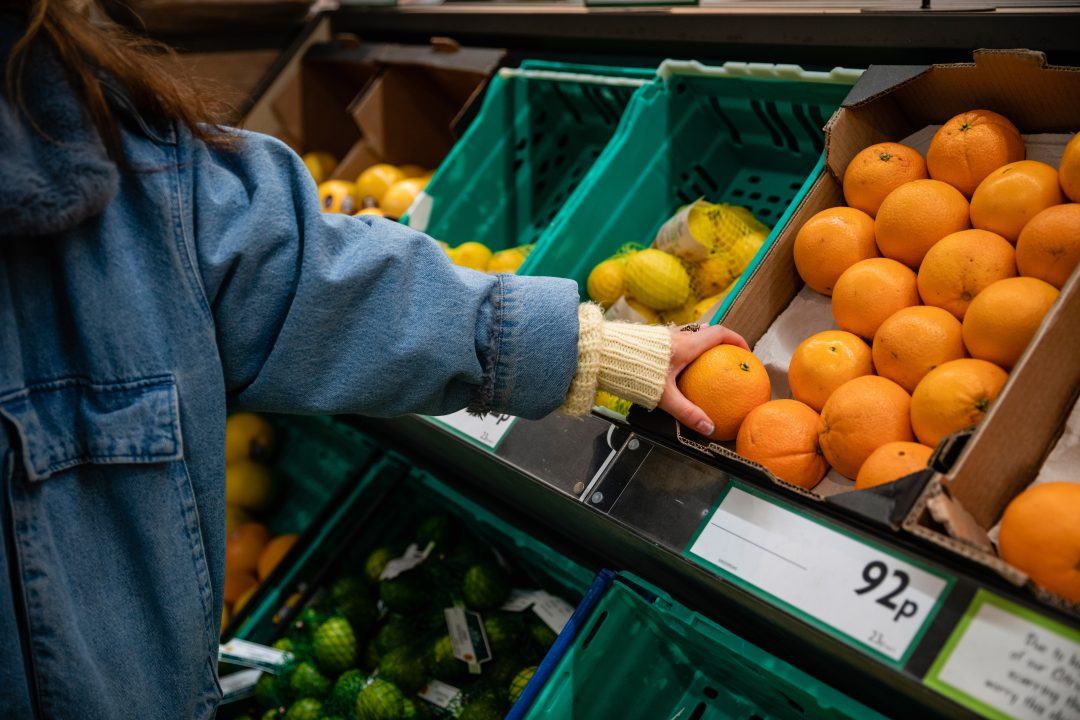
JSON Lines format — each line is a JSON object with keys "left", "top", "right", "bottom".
{"left": 693, "top": 293, "right": 724, "bottom": 322}
{"left": 624, "top": 298, "right": 661, "bottom": 324}
{"left": 302, "top": 152, "right": 337, "bottom": 184}
{"left": 318, "top": 180, "right": 359, "bottom": 214}
{"left": 452, "top": 242, "right": 493, "bottom": 271}
{"left": 225, "top": 461, "right": 275, "bottom": 511}
{"left": 224, "top": 504, "right": 251, "bottom": 535}
{"left": 398, "top": 164, "right": 426, "bottom": 179}
{"left": 381, "top": 178, "right": 426, "bottom": 218}
{"left": 693, "top": 256, "right": 737, "bottom": 298}
{"left": 354, "top": 207, "right": 385, "bottom": 217}
{"left": 662, "top": 298, "right": 700, "bottom": 325}
{"left": 624, "top": 249, "right": 691, "bottom": 311}
{"left": 225, "top": 413, "right": 276, "bottom": 464}
{"left": 488, "top": 247, "right": 528, "bottom": 274}
{"left": 356, "top": 164, "right": 405, "bottom": 206}
{"left": 595, "top": 391, "right": 632, "bottom": 416}
{"left": 730, "top": 230, "right": 767, "bottom": 273}
{"left": 586, "top": 258, "right": 627, "bottom": 308}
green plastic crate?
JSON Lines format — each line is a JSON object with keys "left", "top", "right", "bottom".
{"left": 521, "top": 573, "right": 884, "bottom": 720}
{"left": 523, "top": 60, "right": 861, "bottom": 314}
{"left": 262, "top": 415, "right": 377, "bottom": 536}
{"left": 404, "top": 61, "right": 653, "bottom": 251}
{"left": 235, "top": 455, "right": 594, "bottom": 642}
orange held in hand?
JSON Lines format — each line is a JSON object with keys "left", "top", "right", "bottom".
{"left": 819, "top": 375, "right": 914, "bottom": 479}
{"left": 970, "top": 160, "right": 1064, "bottom": 243}
{"left": 1015, "top": 204, "right": 1080, "bottom": 289}
{"left": 855, "top": 441, "right": 934, "bottom": 490}
{"left": 909, "top": 358, "right": 1008, "bottom": 448}
{"left": 793, "top": 207, "right": 879, "bottom": 295}
{"left": 962, "top": 277, "right": 1059, "bottom": 369}
{"left": 872, "top": 306, "right": 967, "bottom": 393}
{"left": 917, "top": 229, "right": 1017, "bottom": 319}
{"left": 874, "top": 179, "right": 970, "bottom": 268}
{"left": 736, "top": 399, "right": 829, "bottom": 490}
{"left": 999, "top": 481, "right": 1080, "bottom": 602}
{"left": 788, "top": 330, "right": 873, "bottom": 412}
{"left": 677, "top": 345, "right": 770, "bottom": 441}
{"left": 832, "top": 258, "right": 920, "bottom": 340}
{"left": 926, "top": 110, "right": 1025, "bottom": 197}
{"left": 842, "top": 142, "right": 928, "bottom": 217}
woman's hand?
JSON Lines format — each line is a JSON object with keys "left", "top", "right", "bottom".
{"left": 658, "top": 324, "right": 750, "bottom": 437}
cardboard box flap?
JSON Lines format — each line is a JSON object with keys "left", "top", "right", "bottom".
{"left": 368, "top": 42, "right": 505, "bottom": 77}
{"left": 825, "top": 48, "right": 1080, "bottom": 180}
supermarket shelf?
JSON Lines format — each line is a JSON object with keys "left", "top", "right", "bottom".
{"left": 350, "top": 412, "right": 1079, "bottom": 720}
{"left": 333, "top": 4, "right": 1080, "bottom": 67}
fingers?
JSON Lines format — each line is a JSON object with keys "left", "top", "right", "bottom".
{"left": 659, "top": 382, "right": 715, "bottom": 437}
{"left": 685, "top": 323, "right": 750, "bottom": 352}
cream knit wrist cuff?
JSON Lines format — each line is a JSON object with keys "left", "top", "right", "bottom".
{"left": 562, "top": 304, "right": 672, "bottom": 416}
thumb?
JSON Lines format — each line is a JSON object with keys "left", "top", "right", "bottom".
{"left": 660, "top": 383, "right": 716, "bottom": 437}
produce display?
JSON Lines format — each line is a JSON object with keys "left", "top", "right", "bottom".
{"left": 224, "top": 505, "right": 575, "bottom": 720}
{"left": 675, "top": 108, "right": 1077, "bottom": 506}
{"left": 303, "top": 154, "right": 433, "bottom": 220}
{"left": 223, "top": 414, "right": 298, "bottom": 632}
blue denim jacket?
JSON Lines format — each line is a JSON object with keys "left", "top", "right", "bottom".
{"left": 0, "top": 22, "right": 579, "bottom": 719}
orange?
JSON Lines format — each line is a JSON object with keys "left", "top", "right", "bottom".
{"left": 819, "top": 375, "right": 914, "bottom": 479}
{"left": 793, "top": 207, "right": 879, "bottom": 295}
{"left": 225, "top": 522, "right": 270, "bottom": 575}
{"left": 1060, "top": 133, "right": 1080, "bottom": 203}
{"left": 257, "top": 534, "right": 298, "bottom": 581}
{"left": 909, "top": 358, "right": 1008, "bottom": 447}
{"left": 736, "top": 400, "right": 828, "bottom": 489}
{"left": 677, "top": 345, "right": 771, "bottom": 441}
{"left": 999, "top": 482, "right": 1080, "bottom": 602}
{"left": 787, "top": 330, "right": 873, "bottom": 412}
{"left": 962, "top": 277, "right": 1059, "bottom": 369}
{"left": 872, "top": 306, "right": 966, "bottom": 393}
{"left": 917, "top": 229, "right": 1017, "bottom": 319}
{"left": 874, "top": 179, "right": 970, "bottom": 268}
{"left": 926, "top": 110, "right": 1025, "bottom": 197}
{"left": 225, "top": 460, "right": 275, "bottom": 512}
{"left": 225, "top": 412, "right": 275, "bottom": 464}
{"left": 831, "top": 258, "right": 920, "bottom": 340}
{"left": 970, "top": 160, "right": 1065, "bottom": 243}
{"left": 224, "top": 504, "right": 251, "bottom": 535}
{"left": 232, "top": 583, "right": 259, "bottom": 617}
{"left": 1016, "top": 204, "right": 1080, "bottom": 288}
{"left": 224, "top": 568, "right": 257, "bottom": 605}
{"left": 843, "top": 143, "right": 928, "bottom": 217}
{"left": 855, "top": 442, "right": 934, "bottom": 490}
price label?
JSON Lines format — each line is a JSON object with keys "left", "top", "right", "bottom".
{"left": 218, "top": 638, "right": 292, "bottom": 673}
{"left": 501, "top": 589, "right": 575, "bottom": 633}
{"left": 379, "top": 542, "right": 435, "bottom": 581}
{"left": 219, "top": 668, "right": 262, "bottom": 704}
{"left": 925, "top": 590, "right": 1080, "bottom": 720}
{"left": 428, "top": 409, "right": 516, "bottom": 449}
{"left": 418, "top": 679, "right": 463, "bottom": 710}
{"left": 686, "top": 485, "right": 950, "bottom": 664}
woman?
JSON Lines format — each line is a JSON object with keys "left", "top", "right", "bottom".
{"left": 0, "top": 2, "right": 745, "bottom": 718}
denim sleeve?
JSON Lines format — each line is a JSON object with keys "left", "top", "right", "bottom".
{"left": 185, "top": 129, "right": 580, "bottom": 419}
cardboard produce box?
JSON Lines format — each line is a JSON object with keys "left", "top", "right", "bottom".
{"left": 625, "top": 50, "right": 1080, "bottom": 535}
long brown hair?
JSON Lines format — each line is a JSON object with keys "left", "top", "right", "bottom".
{"left": 6, "top": 0, "right": 233, "bottom": 160}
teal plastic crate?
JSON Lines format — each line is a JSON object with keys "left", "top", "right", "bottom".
{"left": 517, "top": 572, "right": 884, "bottom": 720}
{"left": 235, "top": 456, "right": 594, "bottom": 642}
{"left": 405, "top": 61, "right": 653, "bottom": 251}
{"left": 262, "top": 415, "right": 377, "bottom": 536}
{"left": 523, "top": 61, "right": 860, "bottom": 314}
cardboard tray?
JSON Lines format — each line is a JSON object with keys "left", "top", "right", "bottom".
{"left": 623, "top": 50, "right": 1080, "bottom": 544}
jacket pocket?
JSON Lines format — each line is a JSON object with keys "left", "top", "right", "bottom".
{"left": 0, "top": 375, "right": 182, "bottom": 481}
{"left": 0, "top": 375, "right": 220, "bottom": 719}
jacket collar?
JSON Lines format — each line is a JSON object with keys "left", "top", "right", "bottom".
{"left": 0, "top": 15, "right": 119, "bottom": 238}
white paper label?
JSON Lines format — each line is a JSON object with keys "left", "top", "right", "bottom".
{"left": 218, "top": 638, "right": 292, "bottom": 672}
{"left": 444, "top": 607, "right": 492, "bottom": 674}
{"left": 689, "top": 487, "right": 949, "bottom": 662}
{"left": 430, "top": 409, "right": 516, "bottom": 449}
{"left": 501, "top": 589, "right": 574, "bottom": 633}
{"left": 929, "top": 594, "right": 1080, "bottom": 720}
{"left": 379, "top": 542, "right": 435, "bottom": 581}
{"left": 417, "top": 679, "right": 462, "bottom": 709}
{"left": 219, "top": 668, "right": 263, "bottom": 703}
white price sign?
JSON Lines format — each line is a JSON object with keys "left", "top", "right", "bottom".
{"left": 428, "top": 409, "right": 516, "bottom": 449}
{"left": 687, "top": 485, "right": 951, "bottom": 663}
{"left": 926, "top": 591, "right": 1080, "bottom": 720}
